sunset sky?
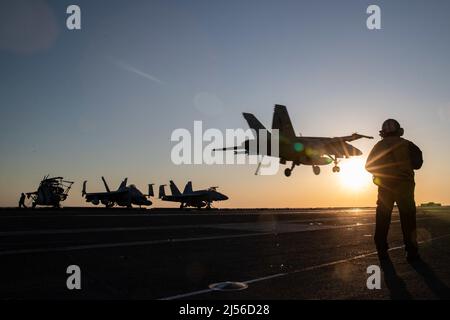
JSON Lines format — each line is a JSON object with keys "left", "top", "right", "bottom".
{"left": 1, "top": 0, "right": 449, "bottom": 208}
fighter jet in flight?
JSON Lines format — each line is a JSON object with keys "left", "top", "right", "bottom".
{"left": 159, "top": 181, "right": 228, "bottom": 209}
{"left": 82, "top": 177, "right": 153, "bottom": 208}
{"left": 214, "top": 104, "right": 373, "bottom": 176}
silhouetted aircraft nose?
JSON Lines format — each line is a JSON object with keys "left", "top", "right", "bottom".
{"left": 220, "top": 193, "right": 229, "bottom": 201}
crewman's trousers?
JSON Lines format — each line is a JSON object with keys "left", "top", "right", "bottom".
{"left": 375, "top": 181, "right": 418, "bottom": 255}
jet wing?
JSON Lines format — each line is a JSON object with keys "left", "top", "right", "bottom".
{"left": 168, "top": 190, "right": 209, "bottom": 201}
{"left": 327, "top": 133, "right": 373, "bottom": 143}
{"left": 317, "top": 133, "right": 372, "bottom": 158}
{"left": 85, "top": 190, "right": 128, "bottom": 200}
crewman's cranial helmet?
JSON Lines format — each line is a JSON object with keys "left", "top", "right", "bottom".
{"left": 380, "top": 119, "right": 404, "bottom": 138}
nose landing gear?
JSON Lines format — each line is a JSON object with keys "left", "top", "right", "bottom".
{"left": 313, "top": 165, "right": 321, "bottom": 175}
{"left": 284, "top": 162, "right": 298, "bottom": 177}
{"left": 327, "top": 155, "right": 341, "bottom": 173}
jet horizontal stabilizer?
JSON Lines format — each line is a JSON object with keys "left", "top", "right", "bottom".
{"left": 212, "top": 146, "right": 242, "bottom": 152}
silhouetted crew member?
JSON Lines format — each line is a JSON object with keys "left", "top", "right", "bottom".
{"left": 365, "top": 119, "right": 423, "bottom": 261}
{"left": 19, "top": 193, "right": 27, "bottom": 208}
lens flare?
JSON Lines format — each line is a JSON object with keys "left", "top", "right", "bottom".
{"left": 294, "top": 142, "right": 304, "bottom": 152}
{"left": 339, "top": 157, "right": 372, "bottom": 191}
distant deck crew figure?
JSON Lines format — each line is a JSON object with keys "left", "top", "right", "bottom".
{"left": 19, "top": 193, "right": 27, "bottom": 208}
{"left": 365, "top": 119, "right": 423, "bottom": 262}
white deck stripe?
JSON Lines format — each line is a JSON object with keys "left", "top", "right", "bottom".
{"left": 0, "top": 209, "right": 376, "bottom": 219}
{"left": 160, "top": 233, "right": 450, "bottom": 300}
{"left": 0, "top": 217, "right": 435, "bottom": 256}
{"left": 0, "top": 232, "right": 273, "bottom": 256}
{"left": 0, "top": 216, "right": 435, "bottom": 237}
{"left": 0, "top": 216, "right": 371, "bottom": 236}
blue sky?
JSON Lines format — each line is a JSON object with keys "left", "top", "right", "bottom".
{"left": 1, "top": 0, "right": 449, "bottom": 207}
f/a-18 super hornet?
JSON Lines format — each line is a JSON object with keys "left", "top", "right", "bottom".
{"left": 214, "top": 104, "right": 373, "bottom": 176}
{"left": 159, "top": 181, "right": 228, "bottom": 209}
{"left": 82, "top": 177, "right": 153, "bottom": 208}
{"left": 26, "top": 175, "right": 74, "bottom": 208}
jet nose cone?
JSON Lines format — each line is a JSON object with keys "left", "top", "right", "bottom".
{"left": 221, "top": 194, "right": 229, "bottom": 201}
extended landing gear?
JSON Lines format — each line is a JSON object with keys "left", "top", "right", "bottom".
{"left": 313, "top": 165, "right": 321, "bottom": 175}
{"left": 284, "top": 162, "right": 297, "bottom": 177}
{"left": 106, "top": 202, "right": 114, "bottom": 208}
{"left": 328, "top": 155, "right": 340, "bottom": 173}
{"left": 284, "top": 168, "right": 292, "bottom": 177}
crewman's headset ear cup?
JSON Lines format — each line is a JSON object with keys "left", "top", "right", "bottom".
{"left": 379, "top": 128, "right": 403, "bottom": 138}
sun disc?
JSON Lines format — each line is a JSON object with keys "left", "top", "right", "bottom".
{"left": 338, "top": 157, "right": 372, "bottom": 190}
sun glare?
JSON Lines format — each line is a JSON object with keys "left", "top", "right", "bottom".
{"left": 338, "top": 157, "right": 372, "bottom": 191}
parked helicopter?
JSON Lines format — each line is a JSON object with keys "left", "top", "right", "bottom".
{"left": 26, "top": 175, "right": 74, "bottom": 208}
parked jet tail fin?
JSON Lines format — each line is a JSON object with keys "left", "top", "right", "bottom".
{"left": 101, "top": 176, "right": 111, "bottom": 192}
{"left": 169, "top": 180, "right": 182, "bottom": 196}
{"left": 148, "top": 184, "right": 154, "bottom": 197}
{"left": 243, "top": 113, "right": 270, "bottom": 134}
{"left": 158, "top": 185, "right": 166, "bottom": 198}
{"left": 118, "top": 178, "right": 128, "bottom": 190}
{"left": 183, "top": 181, "right": 193, "bottom": 194}
{"left": 82, "top": 181, "right": 87, "bottom": 196}
{"left": 272, "top": 104, "right": 296, "bottom": 142}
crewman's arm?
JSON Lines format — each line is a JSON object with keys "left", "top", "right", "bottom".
{"left": 365, "top": 142, "right": 381, "bottom": 175}
{"left": 408, "top": 141, "right": 423, "bottom": 170}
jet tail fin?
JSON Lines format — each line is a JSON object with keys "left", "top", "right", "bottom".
{"left": 243, "top": 113, "right": 270, "bottom": 136}
{"left": 118, "top": 178, "right": 128, "bottom": 190}
{"left": 169, "top": 180, "right": 181, "bottom": 196}
{"left": 148, "top": 184, "right": 154, "bottom": 197}
{"left": 82, "top": 181, "right": 87, "bottom": 196}
{"left": 272, "top": 104, "right": 296, "bottom": 142}
{"left": 243, "top": 113, "right": 273, "bottom": 156}
{"left": 158, "top": 185, "right": 166, "bottom": 198}
{"left": 101, "top": 176, "right": 111, "bottom": 192}
{"left": 183, "top": 181, "right": 193, "bottom": 194}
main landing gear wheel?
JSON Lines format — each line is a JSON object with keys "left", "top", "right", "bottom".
{"left": 313, "top": 166, "right": 321, "bottom": 175}
{"left": 285, "top": 163, "right": 297, "bottom": 177}
{"left": 284, "top": 168, "right": 292, "bottom": 177}
{"left": 106, "top": 202, "right": 114, "bottom": 208}
{"left": 328, "top": 155, "right": 340, "bottom": 173}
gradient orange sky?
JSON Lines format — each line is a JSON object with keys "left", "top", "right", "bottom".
{"left": 1, "top": 0, "right": 449, "bottom": 208}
